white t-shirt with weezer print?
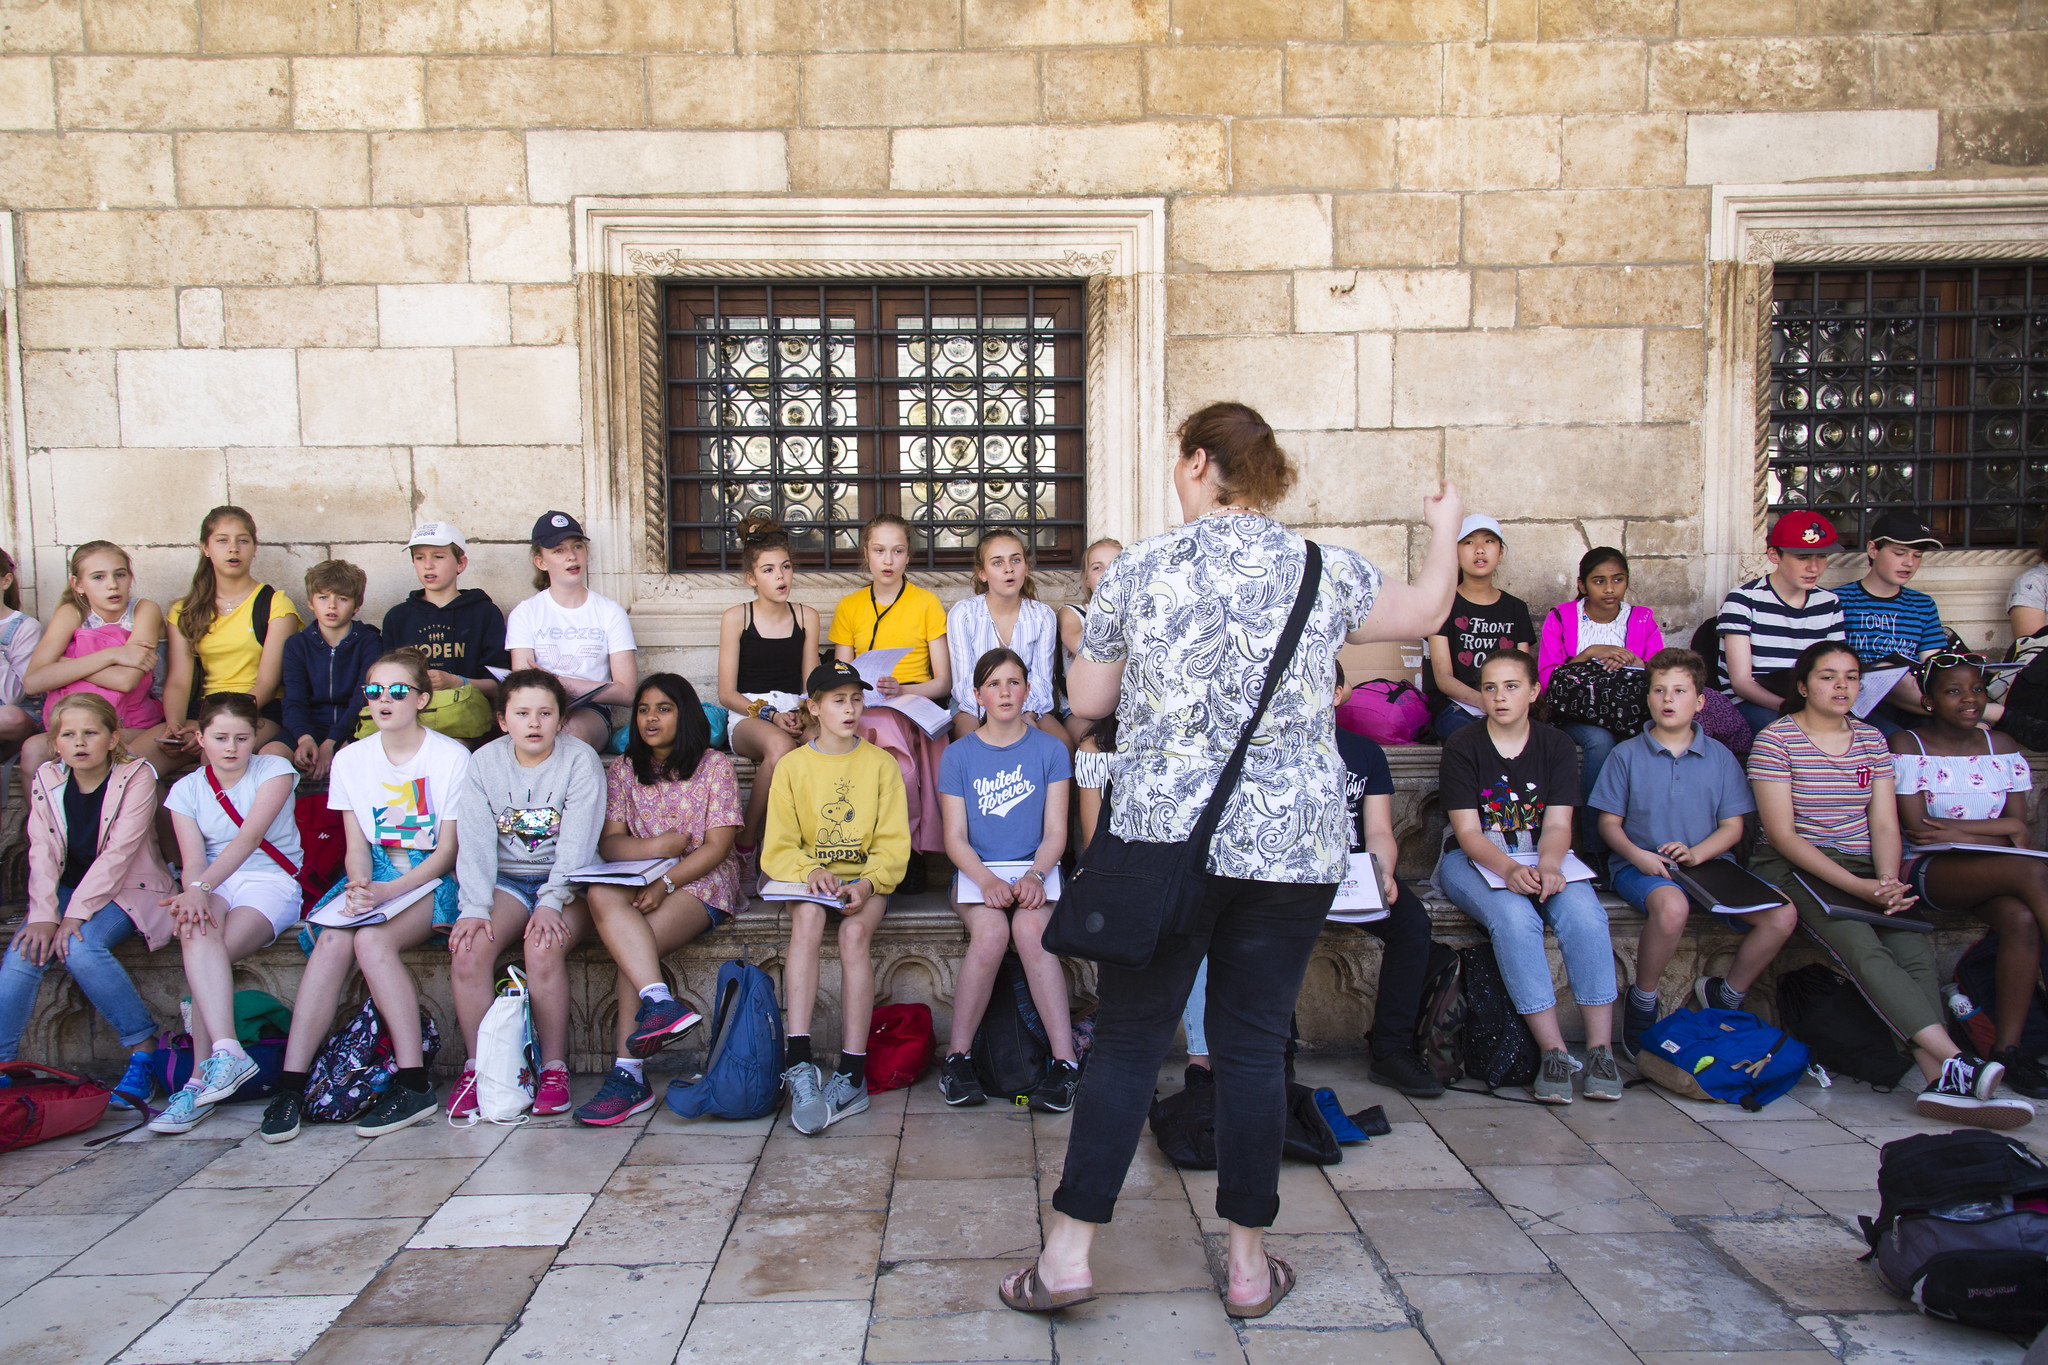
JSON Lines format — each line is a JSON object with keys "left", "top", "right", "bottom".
{"left": 507, "top": 590, "right": 636, "bottom": 686}
{"left": 1079, "top": 513, "right": 1381, "bottom": 885}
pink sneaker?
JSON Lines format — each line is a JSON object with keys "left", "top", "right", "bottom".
{"left": 533, "top": 1065, "right": 572, "bottom": 1115}
{"left": 447, "top": 1065, "right": 479, "bottom": 1120}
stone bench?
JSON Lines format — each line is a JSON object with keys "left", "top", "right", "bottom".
{"left": 3, "top": 743, "right": 2029, "bottom": 1077}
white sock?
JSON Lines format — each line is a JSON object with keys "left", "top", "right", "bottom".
{"left": 616, "top": 1057, "right": 645, "bottom": 1082}
{"left": 639, "top": 983, "right": 674, "bottom": 1005}
{"left": 212, "top": 1039, "right": 249, "bottom": 1060}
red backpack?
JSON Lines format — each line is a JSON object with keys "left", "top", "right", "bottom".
{"left": 0, "top": 1062, "right": 113, "bottom": 1152}
{"left": 294, "top": 794, "right": 346, "bottom": 909}
{"left": 865, "top": 1003, "right": 934, "bottom": 1094}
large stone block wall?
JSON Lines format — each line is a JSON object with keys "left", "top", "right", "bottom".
{"left": 0, "top": 3, "right": 2042, "bottom": 673}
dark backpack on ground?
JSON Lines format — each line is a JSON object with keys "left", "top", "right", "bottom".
{"left": 1775, "top": 962, "right": 1915, "bottom": 1087}
{"left": 1413, "top": 941, "right": 1465, "bottom": 1085}
{"left": 973, "top": 953, "right": 1050, "bottom": 1103}
{"left": 1148, "top": 1069, "right": 1341, "bottom": 1170}
{"left": 304, "top": 998, "right": 443, "bottom": 1123}
{"left": 1953, "top": 932, "right": 2048, "bottom": 1060}
{"left": 1457, "top": 945, "right": 1540, "bottom": 1090}
{"left": 1860, "top": 1130, "right": 2048, "bottom": 1335}
{"left": 667, "top": 958, "right": 784, "bottom": 1121}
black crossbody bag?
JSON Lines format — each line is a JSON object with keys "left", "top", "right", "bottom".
{"left": 1042, "top": 541, "right": 1323, "bottom": 971}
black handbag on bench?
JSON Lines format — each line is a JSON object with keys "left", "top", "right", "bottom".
{"left": 1041, "top": 541, "right": 1324, "bottom": 971}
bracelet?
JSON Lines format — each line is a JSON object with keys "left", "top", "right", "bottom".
{"left": 661, "top": 873, "right": 676, "bottom": 894}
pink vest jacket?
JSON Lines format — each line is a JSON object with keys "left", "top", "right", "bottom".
{"left": 1536, "top": 603, "right": 1666, "bottom": 690}
{"left": 27, "top": 758, "right": 177, "bottom": 951}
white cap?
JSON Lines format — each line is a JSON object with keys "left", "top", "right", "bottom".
{"left": 406, "top": 521, "right": 466, "bottom": 552}
{"left": 1457, "top": 513, "right": 1504, "bottom": 544}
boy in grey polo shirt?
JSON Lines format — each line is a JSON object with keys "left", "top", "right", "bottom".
{"left": 1590, "top": 648, "right": 1797, "bottom": 1057}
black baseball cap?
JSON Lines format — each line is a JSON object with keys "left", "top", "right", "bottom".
{"left": 530, "top": 510, "right": 586, "bottom": 548}
{"left": 1868, "top": 510, "right": 1941, "bottom": 550}
{"left": 806, "top": 659, "right": 864, "bottom": 696}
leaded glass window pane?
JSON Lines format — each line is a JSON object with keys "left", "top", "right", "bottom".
{"left": 666, "top": 282, "right": 1086, "bottom": 571}
{"left": 1766, "top": 264, "right": 2048, "bottom": 548}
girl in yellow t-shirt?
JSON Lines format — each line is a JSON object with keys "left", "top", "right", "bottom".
{"left": 828, "top": 514, "right": 951, "bottom": 881}
{"left": 161, "top": 505, "right": 301, "bottom": 768}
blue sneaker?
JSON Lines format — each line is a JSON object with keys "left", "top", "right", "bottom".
{"left": 190, "top": 1049, "right": 258, "bottom": 1105}
{"left": 626, "top": 997, "right": 702, "bottom": 1059}
{"left": 573, "top": 1066, "right": 655, "bottom": 1126}
{"left": 148, "top": 1084, "right": 214, "bottom": 1134}
{"left": 108, "top": 1053, "right": 156, "bottom": 1111}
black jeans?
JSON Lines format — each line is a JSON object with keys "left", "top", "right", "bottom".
{"left": 1052, "top": 874, "right": 1335, "bottom": 1229}
{"left": 1347, "top": 877, "right": 1431, "bottom": 1059}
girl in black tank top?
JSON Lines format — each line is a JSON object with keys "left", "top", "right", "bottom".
{"left": 736, "top": 602, "right": 807, "bottom": 695}
{"left": 717, "top": 519, "right": 821, "bottom": 861}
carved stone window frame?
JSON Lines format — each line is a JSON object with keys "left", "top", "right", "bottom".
{"left": 1703, "top": 178, "right": 2048, "bottom": 641}
{"left": 573, "top": 197, "right": 1167, "bottom": 651}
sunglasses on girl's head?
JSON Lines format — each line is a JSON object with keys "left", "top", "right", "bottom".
{"left": 362, "top": 683, "right": 419, "bottom": 701}
{"left": 1917, "top": 651, "right": 1986, "bottom": 684}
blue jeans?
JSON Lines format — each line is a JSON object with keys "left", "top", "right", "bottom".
{"left": 1435, "top": 848, "right": 1617, "bottom": 1015}
{"left": 1434, "top": 703, "right": 1481, "bottom": 740}
{"left": 0, "top": 895, "right": 158, "bottom": 1062}
{"left": 1560, "top": 722, "right": 1619, "bottom": 858}
{"left": 1736, "top": 700, "right": 1782, "bottom": 734}
{"left": 1182, "top": 958, "right": 1209, "bottom": 1055}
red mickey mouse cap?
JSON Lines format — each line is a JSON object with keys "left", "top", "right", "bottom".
{"left": 1767, "top": 509, "right": 1839, "bottom": 551}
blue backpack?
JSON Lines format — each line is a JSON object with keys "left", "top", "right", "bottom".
{"left": 666, "top": 959, "right": 784, "bottom": 1121}
{"left": 1636, "top": 1008, "right": 1810, "bottom": 1112}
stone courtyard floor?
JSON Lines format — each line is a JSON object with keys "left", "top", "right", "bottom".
{"left": 0, "top": 1053, "right": 2040, "bottom": 1365}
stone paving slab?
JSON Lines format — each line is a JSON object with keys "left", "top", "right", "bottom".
{"left": 0, "top": 1065, "right": 2040, "bottom": 1363}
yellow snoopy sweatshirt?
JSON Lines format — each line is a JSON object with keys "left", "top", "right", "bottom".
{"left": 761, "top": 739, "right": 911, "bottom": 895}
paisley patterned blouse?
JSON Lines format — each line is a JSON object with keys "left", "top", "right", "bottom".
{"left": 1078, "top": 513, "right": 1381, "bottom": 884}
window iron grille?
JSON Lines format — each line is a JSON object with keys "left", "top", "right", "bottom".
{"left": 665, "top": 280, "right": 1086, "bottom": 572}
{"left": 1766, "top": 263, "right": 2048, "bottom": 549}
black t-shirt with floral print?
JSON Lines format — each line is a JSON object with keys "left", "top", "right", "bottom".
{"left": 1436, "top": 720, "right": 1580, "bottom": 856}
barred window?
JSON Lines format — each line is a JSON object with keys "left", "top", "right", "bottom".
{"left": 1767, "top": 263, "right": 2048, "bottom": 548}
{"left": 664, "top": 280, "right": 1086, "bottom": 572}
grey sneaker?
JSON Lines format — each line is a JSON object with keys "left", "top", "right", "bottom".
{"left": 147, "top": 1084, "right": 215, "bottom": 1134}
{"left": 820, "top": 1069, "right": 870, "bottom": 1129}
{"left": 1532, "top": 1048, "right": 1575, "bottom": 1105}
{"left": 1583, "top": 1045, "right": 1623, "bottom": 1102}
{"left": 785, "top": 1062, "right": 828, "bottom": 1135}
{"left": 190, "top": 1049, "right": 259, "bottom": 1105}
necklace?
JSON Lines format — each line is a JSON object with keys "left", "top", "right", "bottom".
{"left": 1202, "top": 505, "right": 1263, "bottom": 519}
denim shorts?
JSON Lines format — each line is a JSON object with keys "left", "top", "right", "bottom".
{"left": 495, "top": 871, "right": 553, "bottom": 913}
{"left": 1609, "top": 856, "right": 1753, "bottom": 931}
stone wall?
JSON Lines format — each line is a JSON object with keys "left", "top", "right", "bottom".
{"left": 0, "top": 3, "right": 2043, "bottom": 672}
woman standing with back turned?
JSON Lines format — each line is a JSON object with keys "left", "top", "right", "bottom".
{"left": 1000, "top": 402, "right": 1462, "bottom": 1319}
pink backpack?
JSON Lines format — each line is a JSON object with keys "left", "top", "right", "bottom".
{"left": 1338, "top": 679, "right": 1429, "bottom": 746}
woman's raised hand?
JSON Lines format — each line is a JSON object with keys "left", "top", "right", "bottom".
{"left": 1422, "top": 480, "right": 1464, "bottom": 540}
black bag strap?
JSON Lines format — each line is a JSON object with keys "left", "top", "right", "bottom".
{"left": 1185, "top": 541, "right": 1324, "bottom": 869}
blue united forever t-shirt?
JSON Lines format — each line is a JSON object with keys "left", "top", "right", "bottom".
{"left": 937, "top": 727, "right": 1073, "bottom": 863}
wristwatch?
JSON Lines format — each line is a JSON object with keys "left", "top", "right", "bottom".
{"left": 1022, "top": 869, "right": 1045, "bottom": 882}
{"left": 661, "top": 873, "right": 676, "bottom": 894}
{"left": 188, "top": 881, "right": 212, "bottom": 895}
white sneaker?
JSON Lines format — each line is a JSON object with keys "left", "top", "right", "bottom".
{"left": 785, "top": 1062, "right": 828, "bottom": 1135}
{"left": 148, "top": 1085, "right": 215, "bottom": 1134}
{"left": 820, "top": 1069, "right": 870, "bottom": 1128}
{"left": 1917, "top": 1056, "right": 2034, "bottom": 1130}
{"left": 190, "top": 1049, "right": 259, "bottom": 1105}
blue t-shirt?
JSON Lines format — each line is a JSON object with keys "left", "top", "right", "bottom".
{"left": 1834, "top": 581, "right": 1945, "bottom": 664}
{"left": 937, "top": 727, "right": 1073, "bottom": 863}
{"left": 1588, "top": 724, "right": 1754, "bottom": 852}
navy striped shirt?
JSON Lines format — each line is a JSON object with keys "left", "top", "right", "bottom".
{"left": 1834, "top": 581, "right": 1945, "bottom": 663}
{"left": 1717, "top": 577, "right": 1844, "bottom": 693}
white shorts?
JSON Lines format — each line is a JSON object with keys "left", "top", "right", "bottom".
{"left": 217, "top": 865, "right": 303, "bottom": 941}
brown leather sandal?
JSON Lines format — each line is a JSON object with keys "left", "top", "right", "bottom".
{"left": 1224, "top": 1254, "right": 1297, "bottom": 1320}
{"left": 999, "top": 1263, "right": 1097, "bottom": 1314}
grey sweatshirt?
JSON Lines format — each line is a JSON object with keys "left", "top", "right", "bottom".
{"left": 456, "top": 734, "right": 606, "bottom": 921}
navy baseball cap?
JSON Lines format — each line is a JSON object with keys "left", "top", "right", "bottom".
{"left": 530, "top": 511, "right": 586, "bottom": 548}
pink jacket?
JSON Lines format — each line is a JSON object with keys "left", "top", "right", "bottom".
{"left": 27, "top": 758, "right": 176, "bottom": 950}
{"left": 1537, "top": 603, "right": 1665, "bottom": 689}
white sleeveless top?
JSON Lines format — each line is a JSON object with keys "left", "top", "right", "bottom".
{"left": 1891, "top": 729, "right": 2032, "bottom": 824}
